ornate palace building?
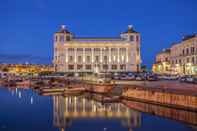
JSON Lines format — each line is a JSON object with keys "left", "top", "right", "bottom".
{"left": 153, "top": 34, "right": 197, "bottom": 75}
{"left": 53, "top": 25, "right": 141, "bottom": 74}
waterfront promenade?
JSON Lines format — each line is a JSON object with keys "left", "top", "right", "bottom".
{"left": 115, "top": 80, "right": 197, "bottom": 96}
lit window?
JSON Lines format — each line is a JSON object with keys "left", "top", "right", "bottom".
{"left": 104, "top": 56, "right": 107, "bottom": 63}
{"left": 103, "top": 64, "right": 108, "bottom": 70}
{"left": 85, "top": 48, "right": 91, "bottom": 52}
{"left": 95, "top": 56, "right": 99, "bottom": 63}
{"left": 112, "top": 65, "right": 117, "bottom": 70}
{"left": 85, "top": 65, "right": 91, "bottom": 70}
{"left": 111, "top": 48, "right": 117, "bottom": 52}
{"left": 68, "top": 48, "right": 74, "bottom": 51}
{"left": 86, "top": 56, "right": 91, "bottom": 63}
{"left": 192, "top": 57, "right": 195, "bottom": 64}
{"left": 120, "top": 64, "right": 126, "bottom": 70}
{"left": 94, "top": 48, "right": 100, "bottom": 51}
{"left": 77, "top": 48, "right": 83, "bottom": 51}
{"left": 68, "top": 65, "right": 74, "bottom": 70}
{"left": 77, "top": 65, "right": 83, "bottom": 70}
{"left": 120, "top": 48, "right": 126, "bottom": 52}
{"left": 69, "top": 56, "right": 73, "bottom": 62}
{"left": 78, "top": 56, "right": 82, "bottom": 63}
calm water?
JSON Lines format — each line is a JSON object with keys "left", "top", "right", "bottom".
{"left": 0, "top": 87, "right": 196, "bottom": 131}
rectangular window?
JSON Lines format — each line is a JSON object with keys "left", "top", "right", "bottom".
{"left": 77, "top": 48, "right": 83, "bottom": 51}
{"left": 136, "top": 35, "right": 139, "bottom": 42}
{"left": 112, "top": 65, "right": 117, "bottom": 70}
{"left": 103, "top": 64, "right": 108, "bottom": 70}
{"left": 85, "top": 65, "right": 91, "bottom": 70}
{"left": 68, "top": 48, "right": 74, "bottom": 52}
{"left": 130, "top": 35, "right": 134, "bottom": 41}
{"left": 66, "top": 36, "right": 70, "bottom": 41}
{"left": 60, "top": 35, "right": 64, "bottom": 42}
{"left": 86, "top": 56, "right": 91, "bottom": 63}
{"left": 94, "top": 48, "right": 100, "bottom": 52}
{"left": 186, "top": 48, "right": 189, "bottom": 55}
{"left": 179, "top": 59, "right": 181, "bottom": 64}
{"left": 77, "top": 65, "right": 83, "bottom": 70}
{"left": 69, "top": 56, "right": 73, "bottom": 62}
{"left": 191, "top": 47, "right": 195, "bottom": 54}
{"left": 111, "top": 48, "right": 117, "bottom": 52}
{"left": 68, "top": 65, "right": 74, "bottom": 70}
{"left": 192, "top": 57, "right": 195, "bottom": 64}
{"left": 104, "top": 56, "right": 108, "bottom": 63}
{"left": 85, "top": 48, "right": 91, "bottom": 52}
{"left": 182, "top": 49, "right": 185, "bottom": 55}
{"left": 95, "top": 56, "right": 100, "bottom": 63}
{"left": 78, "top": 56, "right": 82, "bottom": 63}
{"left": 120, "top": 64, "right": 126, "bottom": 70}
{"left": 120, "top": 48, "right": 126, "bottom": 52}
{"left": 187, "top": 58, "right": 190, "bottom": 63}
{"left": 55, "top": 36, "right": 58, "bottom": 42}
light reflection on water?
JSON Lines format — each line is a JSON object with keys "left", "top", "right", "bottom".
{"left": 0, "top": 87, "right": 195, "bottom": 131}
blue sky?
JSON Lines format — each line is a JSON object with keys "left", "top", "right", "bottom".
{"left": 0, "top": 0, "right": 197, "bottom": 68}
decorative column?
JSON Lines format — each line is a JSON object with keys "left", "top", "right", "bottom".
{"left": 65, "top": 48, "right": 68, "bottom": 72}
{"left": 109, "top": 47, "right": 111, "bottom": 71}
{"left": 83, "top": 48, "right": 85, "bottom": 71}
{"left": 126, "top": 48, "right": 129, "bottom": 71}
{"left": 92, "top": 48, "right": 94, "bottom": 72}
{"left": 100, "top": 48, "right": 103, "bottom": 71}
{"left": 117, "top": 48, "right": 120, "bottom": 71}
{"left": 74, "top": 48, "right": 77, "bottom": 72}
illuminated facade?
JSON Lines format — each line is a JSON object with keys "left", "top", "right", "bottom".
{"left": 170, "top": 35, "right": 197, "bottom": 75}
{"left": 53, "top": 25, "right": 141, "bottom": 74}
{"left": 0, "top": 64, "right": 54, "bottom": 74}
{"left": 152, "top": 49, "right": 171, "bottom": 74}
{"left": 153, "top": 34, "right": 197, "bottom": 75}
{"left": 53, "top": 96, "right": 141, "bottom": 131}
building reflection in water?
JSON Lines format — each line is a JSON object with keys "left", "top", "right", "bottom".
{"left": 53, "top": 95, "right": 141, "bottom": 131}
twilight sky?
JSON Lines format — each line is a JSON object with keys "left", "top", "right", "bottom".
{"left": 0, "top": 0, "right": 197, "bottom": 68}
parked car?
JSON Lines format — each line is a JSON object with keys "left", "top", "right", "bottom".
{"left": 135, "top": 75, "right": 146, "bottom": 81}
{"left": 180, "top": 75, "right": 197, "bottom": 84}
{"left": 146, "top": 75, "right": 158, "bottom": 81}
{"left": 158, "top": 74, "right": 179, "bottom": 80}
{"left": 193, "top": 77, "right": 197, "bottom": 84}
{"left": 112, "top": 75, "right": 121, "bottom": 80}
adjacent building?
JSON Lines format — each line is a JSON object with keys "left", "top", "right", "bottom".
{"left": 153, "top": 34, "right": 197, "bottom": 75}
{"left": 53, "top": 25, "right": 141, "bottom": 74}
{"left": 152, "top": 49, "right": 171, "bottom": 74}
